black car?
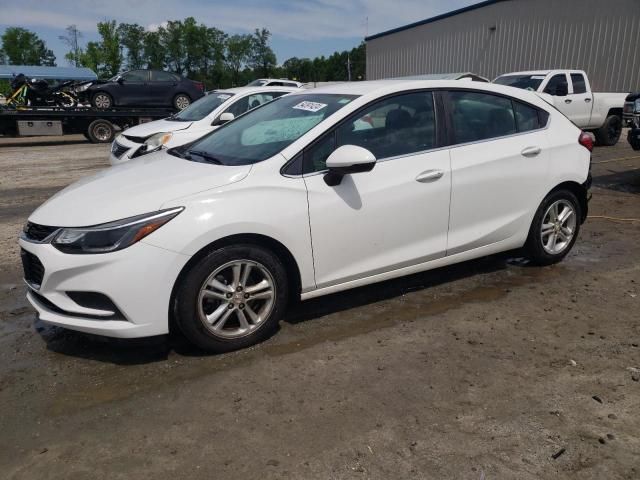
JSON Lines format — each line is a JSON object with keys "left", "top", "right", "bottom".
{"left": 76, "top": 70, "right": 205, "bottom": 110}
{"left": 624, "top": 91, "right": 640, "bottom": 150}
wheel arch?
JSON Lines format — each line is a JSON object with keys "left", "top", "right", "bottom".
{"left": 606, "top": 107, "right": 623, "bottom": 118}
{"left": 547, "top": 181, "right": 589, "bottom": 223}
{"left": 168, "top": 233, "right": 303, "bottom": 331}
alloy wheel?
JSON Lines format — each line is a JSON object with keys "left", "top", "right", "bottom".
{"left": 94, "top": 94, "right": 111, "bottom": 109}
{"left": 175, "top": 95, "right": 190, "bottom": 110}
{"left": 540, "top": 199, "right": 576, "bottom": 254}
{"left": 197, "top": 260, "right": 276, "bottom": 339}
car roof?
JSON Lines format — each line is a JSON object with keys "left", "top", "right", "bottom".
{"left": 210, "top": 86, "right": 300, "bottom": 95}
{"left": 498, "top": 69, "right": 586, "bottom": 77}
{"left": 287, "top": 79, "right": 555, "bottom": 110}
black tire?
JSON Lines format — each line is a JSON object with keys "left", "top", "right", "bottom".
{"left": 92, "top": 91, "right": 113, "bottom": 109}
{"left": 174, "top": 244, "right": 289, "bottom": 352}
{"left": 86, "top": 119, "right": 116, "bottom": 143}
{"left": 173, "top": 93, "right": 191, "bottom": 110}
{"left": 525, "top": 189, "right": 581, "bottom": 266}
{"left": 593, "top": 115, "right": 622, "bottom": 146}
{"left": 628, "top": 128, "right": 640, "bottom": 151}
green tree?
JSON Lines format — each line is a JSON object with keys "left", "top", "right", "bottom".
{"left": 225, "top": 34, "right": 252, "bottom": 86}
{"left": 1, "top": 27, "right": 56, "bottom": 65}
{"left": 143, "top": 31, "right": 165, "bottom": 69}
{"left": 117, "top": 23, "right": 145, "bottom": 69}
{"left": 97, "top": 21, "right": 122, "bottom": 77}
{"left": 79, "top": 41, "right": 102, "bottom": 73}
{"left": 159, "top": 20, "right": 185, "bottom": 73}
{"left": 249, "top": 28, "right": 276, "bottom": 77}
{"left": 59, "top": 25, "right": 82, "bottom": 67}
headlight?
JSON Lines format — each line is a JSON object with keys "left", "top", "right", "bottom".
{"left": 144, "top": 132, "right": 173, "bottom": 149}
{"left": 635, "top": 98, "right": 640, "bottom": 114}
{"left": 52, "top": 208, "right": 183, "bottom": 254}
{"left": 75, "top": 83, "right": 92, "bottom": 92}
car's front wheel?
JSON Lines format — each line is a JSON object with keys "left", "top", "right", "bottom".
{"left": 173, "top": 93, "right": 191, "bottom": 110}
{"left": 525, "top": 189, "right": 581, "bottom": 265}
{"left": 174, "top": 245, "right": 289, "bottom": 352}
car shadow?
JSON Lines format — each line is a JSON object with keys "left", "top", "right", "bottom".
{"left": 0, "top": 139, "right": 91, "bottom": 148}
{"left": 40, "top": 251, "right": 520, "bottom": 364}
{"left": 592, "top": 168, "right": 640, "bottom": 194}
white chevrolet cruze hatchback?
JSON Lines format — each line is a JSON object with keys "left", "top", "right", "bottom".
{"left": 20, "top": 80, "right": 592, "bottom": 352}
{"left": 109, "top": 86, "right": 298, "bottom": 165}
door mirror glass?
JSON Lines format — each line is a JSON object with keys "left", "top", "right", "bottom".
{"left": 215, "top": 112, "right": 235, "bottom": 125}
{"left": 324, "top": 145, "right": 376, "bottom": 186}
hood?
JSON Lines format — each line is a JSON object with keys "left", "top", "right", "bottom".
{"left": 122, "top": 118, "right": 193, "bottom": 139}
{"left": 29, "top": 151, "right": 251, "bottom": 227}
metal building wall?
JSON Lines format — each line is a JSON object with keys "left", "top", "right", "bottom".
{"left": 366, "top": 0, "right": 640, "bottom": 92}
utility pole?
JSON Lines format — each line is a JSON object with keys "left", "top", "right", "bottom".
{"left": 347, "top": 53, "right": 352, "bottom": 82}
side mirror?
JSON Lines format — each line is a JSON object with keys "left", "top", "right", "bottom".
{"left": 554, "top": 83, "right": 568, "bottom": 96}
{"left": 116, "top": 76, "right": 124, "bottom": 84}
{"left": 215, "top": 112, "right": 235, "bottom": 125}
{"left": 324, "top": 145, "right": 376, "bottom": 187}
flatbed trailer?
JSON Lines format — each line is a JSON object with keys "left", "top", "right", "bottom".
{"left": 0, "top": 106, "right": 176, "bottom": 143}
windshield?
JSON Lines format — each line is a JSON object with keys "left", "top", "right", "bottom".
{"left": 169, "top": 92, "right": 235, "bottom": 122}
{"left": 173, "top": 93, "right": 358, "bottom": 166}
{"left": 494, "top": 74, "right": 545, "bottom": 91}
{"left": 248, "top": 79, "right": 268, "bottom": 86}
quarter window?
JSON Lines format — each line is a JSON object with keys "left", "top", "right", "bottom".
{"left": 448, "top": 91, "right": 516, "bottom": 143}
{"left": 570, "top": 73, "right": 587, "bottom": 94}
{"left": 514, "top": 101, "right": 543, "bottom": 132}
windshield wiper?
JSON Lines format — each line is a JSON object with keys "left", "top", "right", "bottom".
{"left": 187, "top": 150, "right": 224, "bottom": 165}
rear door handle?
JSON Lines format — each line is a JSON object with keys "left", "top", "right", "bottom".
{"left": 416, "top": 169, "right": 444, "bottom": 183}
{"left": 564, "top": 99, "right": 572, "bottom": 104}
{"left": 521, "top": 146, "right": 542, "bottom": 157}
{"left": 585, "top": 98, "right": 592, "bottom": 103}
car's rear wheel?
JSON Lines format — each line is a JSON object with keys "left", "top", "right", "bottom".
{"left": 525, "top": 189, "right": 581, "bottom": 265}
{"left": 174, "top": 245, "right": 288, "bottom": 352}
{"left": 173, "top": 93, "right": 191, "bottom": 110}
{"left": 594, "top": 115, "right": 622, "bottom": 146}
{"left": 92, "top": 92, "right": 113, "bottom": 109}
{"left": 86, "top": 119, "right": 116, "bottom": 143}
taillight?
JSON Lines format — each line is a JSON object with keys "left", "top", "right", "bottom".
{"left": 195, "top": 81, "right": 205, "bottom": 92}
{"left": 579, "top": 132, "right": 594, "bottom": 152}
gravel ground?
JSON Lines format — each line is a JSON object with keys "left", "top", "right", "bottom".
{"left": 0, "top": 134, "right": 638, "bottom": 480}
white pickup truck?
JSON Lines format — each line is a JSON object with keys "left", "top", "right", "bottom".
{"left": 494, "top": 70, "right": 627, "bottom": 146}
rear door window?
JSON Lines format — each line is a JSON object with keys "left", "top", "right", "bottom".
{"left": 151, "top": 71, "right": 179, "bottom": 82}
{"left": 570, "top": 73, "right": 587, "bottom": 94}
{"left": 448, "top": 91, "right": 516, "bottom": 143}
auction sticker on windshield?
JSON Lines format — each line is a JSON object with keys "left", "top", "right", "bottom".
{"left": 217, "top": 94, "right": 232, "bottom": 100}
{"left": 293, "top": 101, "right": 327, "bottom": 113}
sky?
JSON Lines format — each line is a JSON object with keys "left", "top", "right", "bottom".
{"left": 0, "top": 0, "right": 481, "bottom": 66}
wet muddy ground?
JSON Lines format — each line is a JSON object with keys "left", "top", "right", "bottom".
{"left": 0, "top": 134, "right": 638, "bottom": 479}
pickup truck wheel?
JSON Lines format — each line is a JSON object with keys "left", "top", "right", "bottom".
{"left": 628, "top": 128, "right": 640, "bottom": 151}
{"left": 87, "top": 119, "right": 116, "bottom": 143}
{"left": 594, "top": 115, "right": 622, "bottom": 146}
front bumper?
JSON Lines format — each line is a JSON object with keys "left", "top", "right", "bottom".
{"left": 109, "top": 136, "right": 143, "bottom": 166}
{"left": 19, "top": 238, "right": 190, "bottom": 338}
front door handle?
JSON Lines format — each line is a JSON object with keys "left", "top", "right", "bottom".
{"left": 585, "top": 98, "right": 592, "bottom": 103}
{"left": 416, "top": 169, "right": 444, "bottom": 183}
{"left": 564, "top": 99, "right": 572, "bottom": 104}
{"left": 521, "top": 146, "right": 542, "bottom": 157}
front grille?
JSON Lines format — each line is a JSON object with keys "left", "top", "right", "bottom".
{"left": 111, "top": 140, "right": 130, "bottom": 158}
{"left": 23, "top": 222, "right": 58, "bottom": 242}
{"left": 21, "top": 249, "right": 45, "bottom": 288}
